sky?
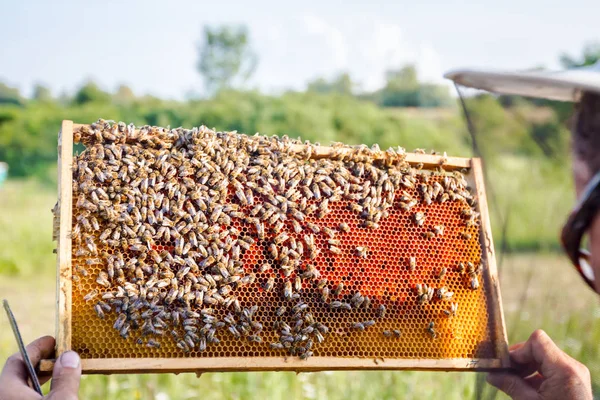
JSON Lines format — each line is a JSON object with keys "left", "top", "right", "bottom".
{"left": 1, "top": 0, "right": 599, "bottom": 99}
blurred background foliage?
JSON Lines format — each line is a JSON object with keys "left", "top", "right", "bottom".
{"left": 1, "top": 25, "right": 595, "bottom": 253}
{"left": 1, "top": 24, "right": 600, "bottom": 399}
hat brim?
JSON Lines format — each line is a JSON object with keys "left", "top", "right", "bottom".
{"left": 444, "top": 64, "right": 600, "bottom": 102}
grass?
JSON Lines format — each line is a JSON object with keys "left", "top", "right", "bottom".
{"left": 1, "top": 178, "right": 599, "bottom": 399}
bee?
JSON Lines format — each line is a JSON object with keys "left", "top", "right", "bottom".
{"left": 423, "top": 192, "right": 432, "bottom": 205}
{"left": 438, "top": 267, "right": 447, "bottom": 279}
{"left": 268, "top": 243, "right": 278, "bottom": 260}
{"left": 413, "top": 212, "right": 425, "bottom": 226}
{"left": 329, "top": 245, "right": 342, "bottom": 255}
{"left": 284, "top": 280, "right": 292, "bottom": 299}
{"left": 235, "top": 189, "right": 248, "bottom": 206}
{"left": 355, "top": 246, "right": 368, "bottom": 258}
{"left": 443, "top": 302, "right": 458, "bottom": 317}
{"left": 437, "top": 287, "right": 454, "bottom": 301}
{"left": 113, "top": 313, "right": 127, "bottom": 331}
{"left": 427, "top": 321, "right": 437, "bottom": 339}
{"left": 320, "top": 286, "right": 329, "bottom": 302}
{"left": 84, "top": 289, "right": 98, "bottom": 302}
{"left": 461, "top": 208, "right": 474, "bottom": 218}
{"left": 363, "top": 296, "right": 371, "bottom": 310}
{"left": 270, "top": 342, "right": 284, "bottom": 350}
{"left": 423, "top": 231, "right": 435, "bottom": 240}
{"left": 94, "top": 304, "right": 105, "bottom": 319}
{"left": 383, "top": 330, "right": 393, "bottom": 338}
{"left": 433, "top": 225, "right": 444, "bottom": 236}
{"left": 329, "top": 301, "right": 342, "bottom": 309}
{"left": 352, "top": 322, "right": 365, "bottom": 331}
{"left": 322, "top": 227, "right": 335, "bottom": 238}
{"left": 363, "top": 320, "right": 375, "bottom": 328}
{"left": 461, "top": 232, "right": 472, "bottom": 240}
{"left": 177, "top": 340, "right": 189, "bottom": 352}
{"left": 316, "top": 278, "right": 328, "bottom": 289}
{"left": 295, "top": 276, "right": 302, "bottom": 292}
{"left": 259, "top": 263, "right": 272, "bottom": 273}
{"left": 263, "top": 277, "right": 275, "bottom": 291}
{"left": 351, "top": 292, "right": 364, "bottom": 308}
{"left": 291, "top": 219, "right": 303, "bottom": 234}
{"left": 96, "top": 271, "right": 110, "bottom": 287}
{"left": 457, "top": 262, "right": 465, "bottom": 274}
{"left": 276, "top": 306, "right": 287, "bottom": 316}
{"left": 338, "top": 222, "right": 350, "bottom": 232}
{"left": 417, "top": 283, "right": 434, "bottom": 304}
{"left": 466, "top": 261, "right": 475, "bottom": 273}
{"left": 409, "top": 257, "right": 416, "bottom": 271}
{"left": 334, "top": 282, "right": 344, "bottom": 297}
{"left": 378, "top": 304, "right": 386, "bottom": 318}
{"left": 147, "top": 339, "right": 161, "bottom": 349}
{"left": 274, "top": 232, "right": 289, "bottom": 245}
{"left": 393, "top": 329, "right": 402, "bottom": 338}
{"left": 470, "top": 275, "right": 480, "bottom": 290}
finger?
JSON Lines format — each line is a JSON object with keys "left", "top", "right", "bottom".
{"left": 523, "top": 372, "right": 545, "bottom": 390}
{"left": 0, "top": 336, "right": 55, "bottom": 383}
{"left": 486, "top": 372, "right": 538, "bottom": 400}
{"left": 508, "top": 342, "right": 525, "bottom": 352}
{"left": 510, "top": 359, "right": 540, "bottom": 380}
{"left": 47, "top": 351, "right": 81, "bottom": 400}
{"left": 510, "top": 330, "right": 567, "bottom": 379}
{"left": 0, "top": 356, "right": 43, "bottom": 400}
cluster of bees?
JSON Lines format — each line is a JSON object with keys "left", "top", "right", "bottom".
{"left": 66, "top": 119, "right": 481, "bottom": 360}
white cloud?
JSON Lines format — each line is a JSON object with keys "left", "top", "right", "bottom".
{"left": 294, "top": 15, "right": 445, "bottom": 91}
{"left": 249, "top": 14, "right": 447, "bottom": 94}
{"left": 300, "top": 15, "right": 349, "bottom": 70}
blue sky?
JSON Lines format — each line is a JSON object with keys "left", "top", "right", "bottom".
{"left": 1, "top": 0, "right": 599, "bottom": 99}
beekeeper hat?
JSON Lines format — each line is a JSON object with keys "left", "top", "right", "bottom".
{"left": 444, "top": 61, "right": 600, "bottom": 102}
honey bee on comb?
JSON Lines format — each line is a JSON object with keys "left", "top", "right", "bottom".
{"left": 64, "top": 118, "right": 497, "bottom": 365}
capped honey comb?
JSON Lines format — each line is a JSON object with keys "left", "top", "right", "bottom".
{"left": 43, "top": 120, "right": 509, "bottom": 374}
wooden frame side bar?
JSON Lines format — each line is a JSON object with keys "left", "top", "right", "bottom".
{"left": 56, "top": 120, "right": 74, "bottom": 356}
{"left": 39, "top": 357, "right": 507, "bottom": 374}
{"left": 471, "top": 158, "right": 510, "bottom": 369}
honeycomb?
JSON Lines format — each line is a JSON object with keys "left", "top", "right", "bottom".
{"left": 65, "top": 120, "right": 497, "bottom": 363}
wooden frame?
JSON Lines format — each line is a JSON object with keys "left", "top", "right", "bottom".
{"left": 40, "top": 120, "right": 509, "bottom": 374}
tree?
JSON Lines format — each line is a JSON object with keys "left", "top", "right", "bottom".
{"left": 114, "top": 85, "right": 136, "bottom": 104}
{"left": 307, "top": 73, "right": 354, "bottom": 95}
{"left": 0, "top": 82, "right": 23, "bottom": 106}
{"left": 374, "top": 65, "right": 452, "bottom": 108}
{"left": 197, "top": 25, "right": 258, "bottom": 94}
{"left": 560, "top": 42, "right": 600, "bottom": 68}
{"left": 32, "top": 83, "right": 52, "bottom": 102}
{"left": 73, "top": 81, "right": 111, "bottom": 105}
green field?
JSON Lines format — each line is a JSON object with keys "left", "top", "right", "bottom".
{"left": 1, "top": 179, "right": 599, "bottom": 399}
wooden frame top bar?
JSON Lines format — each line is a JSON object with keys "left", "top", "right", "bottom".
{"left": 72, "top": 123, "right": 471, "bottom": 170}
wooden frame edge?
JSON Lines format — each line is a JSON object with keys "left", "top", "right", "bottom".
{"left": 471, "top": 158, "right": 511, "bottom": 369}
{"left": 56, "top": 120, "right": 74, "bottom": 356}
{"left": 39, "top": 357, "right": 508, "bottom": 374}
{"left": 45, "top": 125, "right": 505, "bottom": 374}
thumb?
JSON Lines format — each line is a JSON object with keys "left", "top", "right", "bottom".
{"left": 46, "top": 351, "right": 82, "bottom": 400}
{"left": 486, "top": 372, "right": 538, "bottom": 400}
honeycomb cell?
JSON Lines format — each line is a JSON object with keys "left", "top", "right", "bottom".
{"left": 66, "top": 121, "right": 496, "bottom": 362}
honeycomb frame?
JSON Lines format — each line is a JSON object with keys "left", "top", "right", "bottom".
{"left": 40, "top": 120, "right": 509, "bottom": 374}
